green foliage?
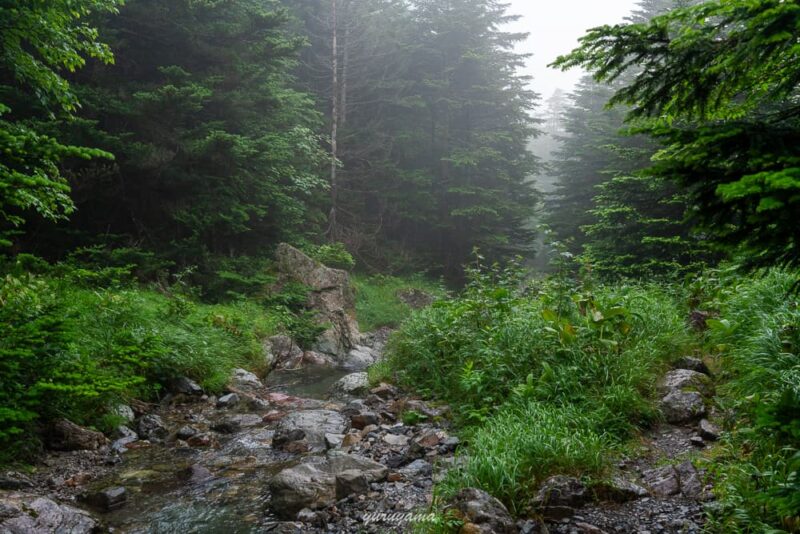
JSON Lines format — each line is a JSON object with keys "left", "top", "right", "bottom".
{"left": 0, "top": 0, "right": 120, "bottom": 246}
{"left": 37, "top": 0, "right": 327, "bottom": 264}
{"left": 387, "top": 260, "right": 690, "bottom": 510}
{"left": 0, "top": 262, "right": 284, "bottom": 463}
{"left": 554, "top": 0, "right": 800, "bottom": 269}
{"left": 352, "top": 274, "right": 445, "bottom": 331}
{"left": 303, "top": 242, "right": 356, "bottom": 270}
{"left": 702, "top": 270, "right": 800, "bottom": 532}
{"left": 440, "top": 402, "right": 608, "bottom": 514}
{"left": 292, "top": 0, "right": 540, "bottom": 278}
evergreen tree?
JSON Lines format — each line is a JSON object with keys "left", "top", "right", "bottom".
{"left": 0, "top": 0, "right": 121, "bottom": 247}
{"left": 555, "top": 0, "right": 800, "bottom": 269}
{"left": 292, "top": 0, "right": 540, "bottom": 277}
{"left": 547, "top": 0, "right": 711, "bottom": 278}
{"left": 29, "top": 0, "right": 327, "bottom": 265}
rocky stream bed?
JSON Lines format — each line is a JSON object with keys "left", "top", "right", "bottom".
{"left": 0, "top": 246, "right": 722, "bottom": 533}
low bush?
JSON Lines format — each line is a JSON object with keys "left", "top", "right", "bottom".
{"left": 0, "top": 260, "right": 284, "bottom": 463}
{"left": 703, "top": 270, "right": 800, "bottom": 532}
{"left": 353, "top": 274, "right": 445, "bottom": 331}
{"left": 387, "top": 260, "right": 691, "bottom": 511}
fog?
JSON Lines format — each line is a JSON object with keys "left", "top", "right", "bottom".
{"left": 507, "top": 0, "right": 638, "bottom": 98}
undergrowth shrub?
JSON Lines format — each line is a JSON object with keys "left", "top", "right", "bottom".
{"left": 387, "top": 259, "right": 690, "bottom": 511}
{"left": 0, "top": 259, "right": 283, "bottom": 463}
{"left": 704, "top": 270, "right": 800, "bottom": 532}
{"left": 353, "top": 274, "right": 445, "bottom": 331}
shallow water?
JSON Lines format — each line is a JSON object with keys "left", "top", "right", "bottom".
{"left": 265, "top": 365, "right": 352, "bottom": 399}
{"left": 93, "top": 366, "right": 353, "bottom": 532}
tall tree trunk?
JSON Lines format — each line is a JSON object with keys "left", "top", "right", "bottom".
{"left": 341, "top": 0, "right": 349, "bottom": 126}
{"left": 329, "top": 0, "right": 339, "bottom": 242}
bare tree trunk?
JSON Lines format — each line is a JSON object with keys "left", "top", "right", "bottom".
{"left": 341, "top": 0, "right": 350, "bottom": 126}
{"left": 328, "top": 0, "right": 339, "bottom": 242}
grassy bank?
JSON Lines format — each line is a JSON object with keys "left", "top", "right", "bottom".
{"left": 0, "top": 257, "right": 290, "bottom": 463}
{"left": 386, "top": 263, "right": 800, "bottom": 531}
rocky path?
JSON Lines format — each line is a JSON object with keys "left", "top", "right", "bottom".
{"left": 0, "top": 332, "right": 459, "bottom": 533}
{"left": 541, "top": 358, "right": 719, "bottom": 534}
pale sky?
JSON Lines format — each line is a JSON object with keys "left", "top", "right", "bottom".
{"left": 506, "top": 0, "right": 638, "bottom": 101}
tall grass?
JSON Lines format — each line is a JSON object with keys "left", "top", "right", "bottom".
{"left": 386, "top": 262, "right": 691, "bottom": 511}
{"left": 704, "top": 270, "right": 800, "bottom": 532}
{"left": 352, "top": 274, "right": 445, "bottom": 331}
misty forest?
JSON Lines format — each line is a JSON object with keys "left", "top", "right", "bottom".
{"left": 1, "top": 0, "right": 799, "bottom": 532}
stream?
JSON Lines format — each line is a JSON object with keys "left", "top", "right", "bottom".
{"left": 89, "top": 367, "right": 354, "bottom": 533}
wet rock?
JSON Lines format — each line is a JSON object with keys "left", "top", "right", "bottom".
{"left": 0, "top": 496, "right": 98, "bottom": 533}
{"left": 0, "top": 472, "right": 33, "bottom": 491}
{"left": 230, "top": 368, "right": 263, "bottom": 391}
{"left": 351, "top": 412, "right": 380, "bottom": 430}
{"left": 227, "top": 413, "right": 263, "bottom": 428}
{"left": 137, "top": 414, "right": 168, "bottom": 441}
{"left": 274, "top": 243, "right": 360, "bottom": 357}
{"left": 187, "top": 433, "right": 213, "bottom": 447}
{"left": 336, "top": 469, "right": 369, "bottom": 498}
{"left": 274, "top": 428, "right": 307, "bottom": 450}
{"left": 275, "top": 410, "right": 349, "bottom": 451}
{"left": 593, "top": 477, "right": 648, "bottom": 502}
{"left": 217, "top": 393, "right": 240, "bottom": 408}
{"left": 690, "top": 436, "right": 706, "bottom": 448}
{"left": 341, "top": 400, "right": 367, "bottom": 418}
{"left": 382, "top": 433, "right": 409, "bottom": 447}
{"left": 400, "top": 459, "right": 432, "bottom": 478}
{"left": 574, "top": 522, "right": 605, "bottom": 534}
{"left": 111, "top": 425, "right": 139, "bottom": 453}
{"left": 263, "top": 522, "right": 306, "bottom": 533}
{"left": 270, "top": 462, "right": 336, "bottom": 519}
{"left": 674, "top": 461, "right": 703, "bottom": 498}
{"left": 447, "top": 487, "right": 516, "bottom": 534}
{"left": 533, "top": 476, "right": 589, "bottom": 519}
{"left": 517, "top": 519, "right": 543, "bottom": 534}
{"left": 325, "top": 433, "right": 344, "bottom": 450}
{"left": 81, "top": 486, "right": 128, "bottom": 511}
{"left": 176, "top": 425, "right": 198, "bottom": 440}
{"left": 659, "top": 369, "right": 713, "bottom": 396}
{"left": 302, "top": 351, "right": 335, "bottom": 367}
{"left": 341, "top": 433, "right": 361, "bottom": 448}
{"left": 269, "top": 453, "right": 387, "bottom": 519}
{"left": 111, "top": 404, "right": 135, "bottom": 423}
{"left": 342, "top": 346, "right": 376, "bottom": 370}
{"left": 370, "top": 383, "right": 398, "bottom": 400}
{"left": 642, "top": 465, "right": 680, "bottom": 497}
{"left": 170, "top": 376, "right": 204, "bottom": 396}
{"left": 698, "top": 418, "right": 721, "bottom": 441}
{"left": 211, "top": 418, "right": 241, "bottom": 434}
{"left": 179, "top": 464, "right": 213, "bottom": 484}
{"left": 332, "top": 372, "right": 370, "bottom": 398}
{"left": 269, "top": 335, "right": 305, "bottom": 370}
{"left": 396, "top": 288, "right": 434, "bottom": 309}
{"left": 660, "top": 390, "right": 706, "bottom": 423}
{"left": 673, "top": 357, "right": 711, "bottom": 376}
{"left": 47, "top": 419, "right": 108, "bottom": 451}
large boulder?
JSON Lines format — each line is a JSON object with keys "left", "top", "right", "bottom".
{"left": 341, "top": 346, "right": 377, "bottom": 370}
{"left": 330, "top": 372, "right": 370, "bottom": 398}
{"left": 0, "top": 495, "right": 98, "bottom": 534}
{"left": 47, "top": 419, "right": 108, "bottom": 451}
{"left": 274, "top": 244, "right": 360, "bottom": 357}
{"left": 447, "top": 488, "right": 516, "bottom": 534}
{"left": 269, "top": 452, "right": 387, "bottom": 519}
{"left": 660, "top": 390, "right": 706, "bottom": 423}
{"left": 532, "top": 475, "right": 590, "bottom": 520}
{"left": 658, "top": 369, "right": 713, "bottom": 397}
{"left": 274, "top": 410, "right": 349, "bottom": 451}
{"left": 229, "top": 368, "right": 263, "bottom": 392}
{"left": 267, "top": 335, "right": 305, "bottom": 370}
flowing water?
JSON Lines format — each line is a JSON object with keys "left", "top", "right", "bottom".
{"left": 93, "top": 366, "right": 353, "bottom": 533}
